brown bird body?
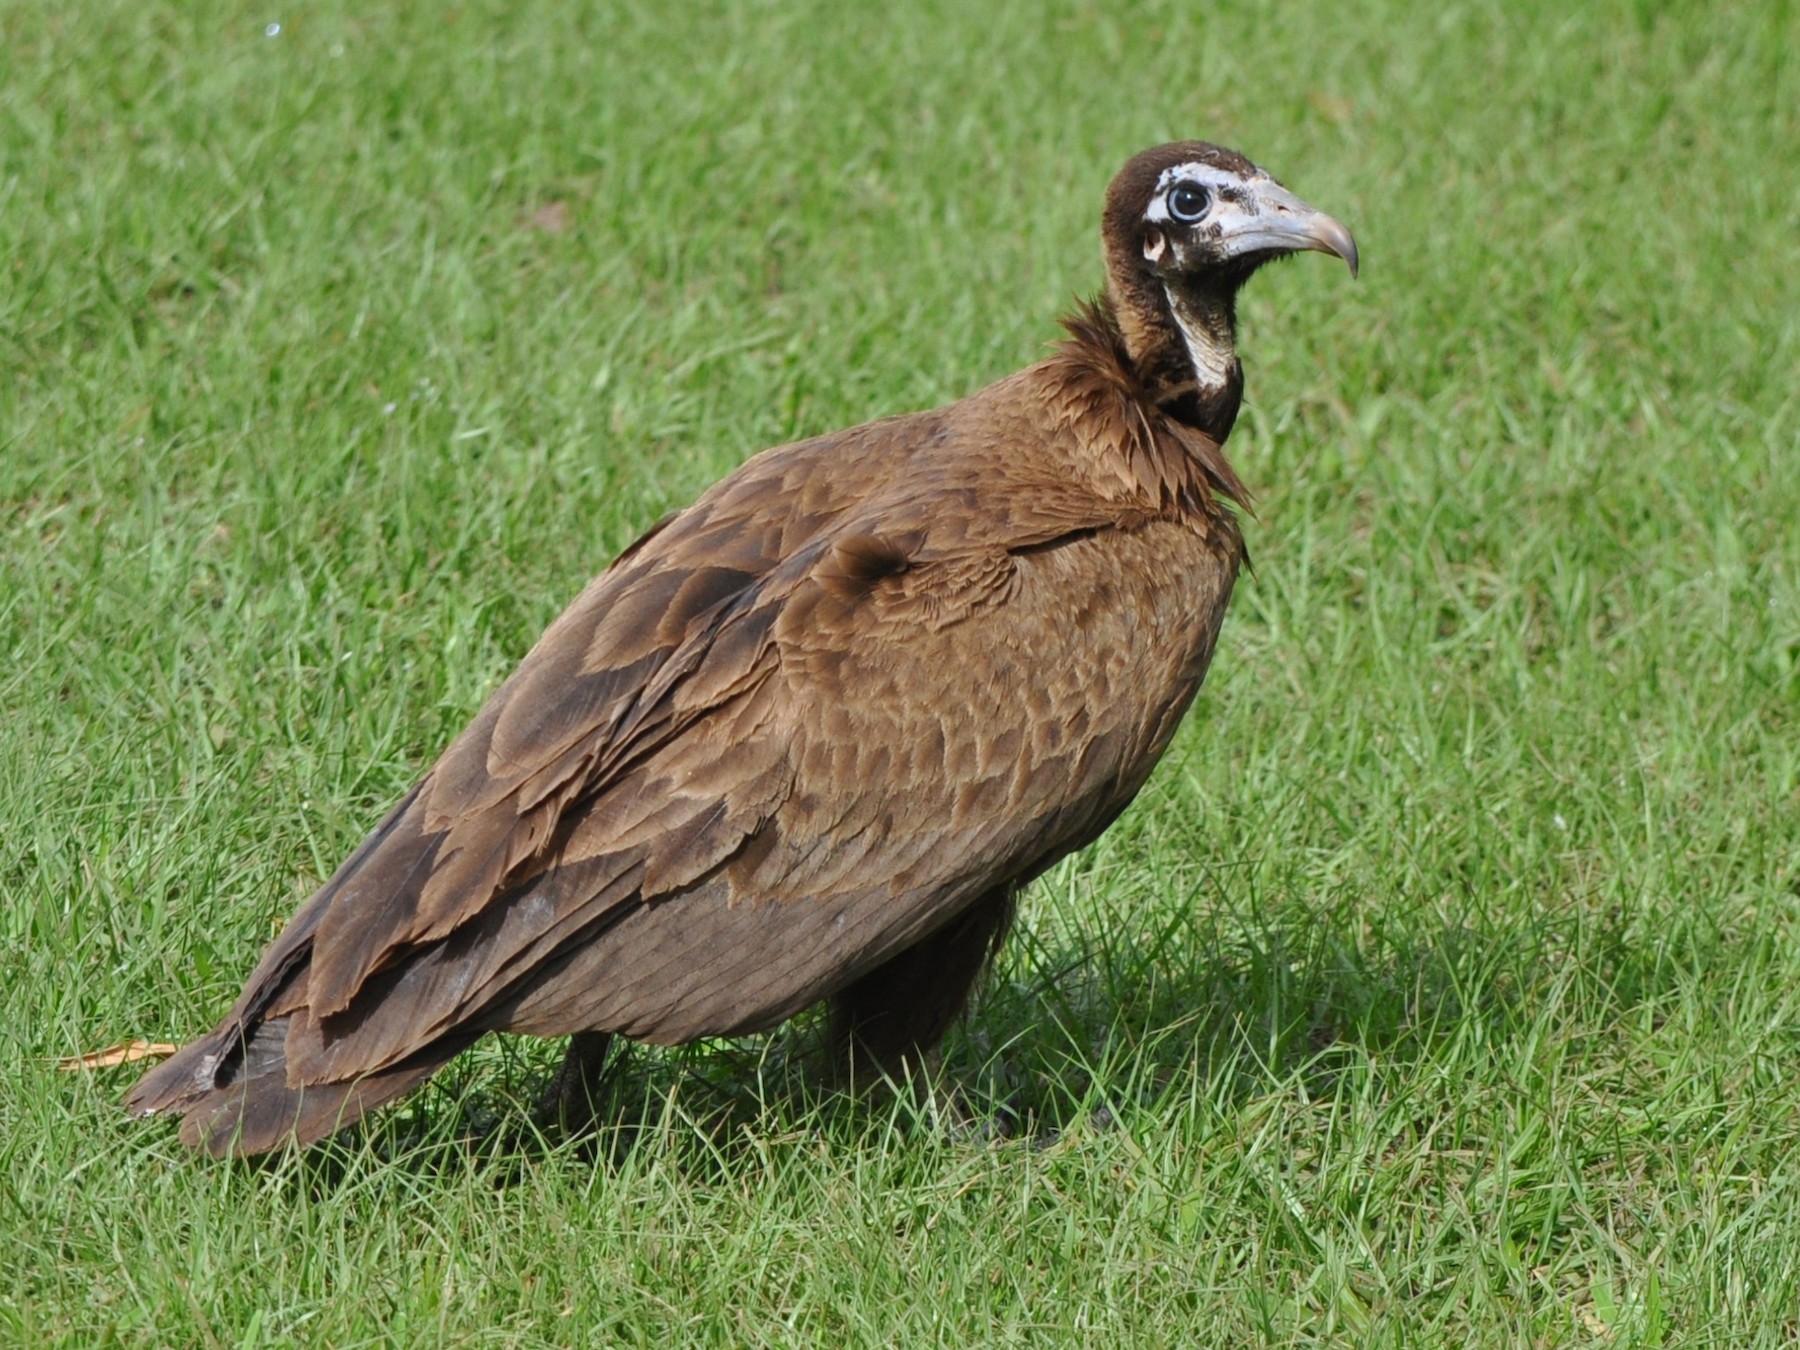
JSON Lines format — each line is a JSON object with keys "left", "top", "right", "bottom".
{"left": 127, "top": 142, "right": 1356, "bottom": 1155}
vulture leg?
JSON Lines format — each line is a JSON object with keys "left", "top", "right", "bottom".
{"left": 830, "top": 888, "right": 1018, "bottom": 1086}
{"left": 533, "top": 1029, "right": 617, "bottom": 1135}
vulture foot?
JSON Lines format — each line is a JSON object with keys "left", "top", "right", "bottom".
{"left": 531, "top": 1030, "right": 618, "bottom": 1138}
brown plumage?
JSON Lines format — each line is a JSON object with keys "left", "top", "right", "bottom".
{"left": 126, "top": 141, "right": 1356, "bottom": 1155}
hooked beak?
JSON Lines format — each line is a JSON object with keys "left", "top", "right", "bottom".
{"left": 1224, "top": 181, "right": 1359, "bottom": 278}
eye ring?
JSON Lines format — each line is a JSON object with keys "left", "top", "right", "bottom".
{"left": 1167, "top": 182, "right": 1210, "bottom": 223}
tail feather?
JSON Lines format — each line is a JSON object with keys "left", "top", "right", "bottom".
{"left": 174, "top": 1024, "right": 478, "bottom": 1158}
{"left": 128, "top": 1012, "right": 478, "bottom": 1157}
{"left": 124, "top": 1026, "right": 242, "bottom": 1119}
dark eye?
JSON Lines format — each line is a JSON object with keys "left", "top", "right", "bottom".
{"left": 1168, "top": 182, "right": 1210, "bottom": 223}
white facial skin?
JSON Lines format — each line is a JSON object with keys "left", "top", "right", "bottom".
{"left": 1142, "top": 161, "right": 1274, "bottom": 228}
{"left": 1143, "top": 162, "right": 1261, "bottom": 392}
{"left": 1143, "top": 159, "right": 1358, "bottom": 278}
{"left": 1137, "top": 162, "right": 1252, "bottom": 390}
{"left": 1132, "top": 157, "right": 1355, "bottom": 395}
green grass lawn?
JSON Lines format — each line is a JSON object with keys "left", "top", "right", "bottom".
{"left": 5, "top": 0, "right": 1798, "bottom": 1343}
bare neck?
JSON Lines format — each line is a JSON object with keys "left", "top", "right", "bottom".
{"left": 1102, "top": 245, "right": 1245, "bottom": 442}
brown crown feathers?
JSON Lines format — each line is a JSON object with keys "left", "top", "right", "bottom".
{"left": 126, "top": 141, "right": 1356, "bottom": 1155}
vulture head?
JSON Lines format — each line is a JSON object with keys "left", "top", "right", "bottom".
{"left": 1099, "top": 141, "right": 1357, "bottom": 436}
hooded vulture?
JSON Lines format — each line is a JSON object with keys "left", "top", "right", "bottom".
{"left": 127, "top": 141, "right": 1357, "bottom": 1155}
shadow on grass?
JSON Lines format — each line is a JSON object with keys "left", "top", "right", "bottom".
{"left": 233, "top": 877, "right": 1698, "bottom": 1191}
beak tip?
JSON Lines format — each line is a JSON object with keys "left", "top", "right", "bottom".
{"left": 1315, "top": 216, "right": 1359, "bottom": 280}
